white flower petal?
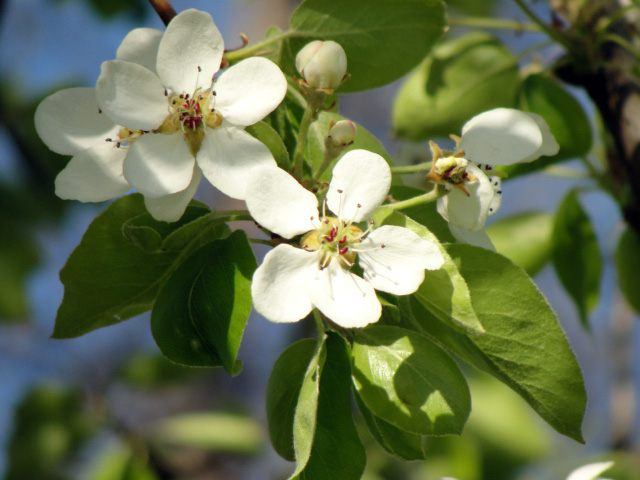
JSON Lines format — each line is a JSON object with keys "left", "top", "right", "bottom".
{"left": 124, "top": 133, "right": 195, "bottom": 197}
{"left": 460, "top": 108, "right": 543, "bottom": 166}
{"left": 246, "top": 166, "right": 319, "bottom": 239}
{"left": 327, "top": 150, "right": 391, "bottom": 222}
{"left": 448, "top": 224, "right": 496, "bottom": 251}
{"left": 55, "top": 143, "right": 129, "bottom": 202}
{"left": 358, "top": 225, "right": 444, "bottom": 295}
{"left": 567, "top": 461, "right": 614, "bottom": 480}
{"left": 96, "top": 60, "right": 168, "bottom": 131}
{"left": 35, "top": 87, "right": 120, "bottom": 155}
{"left": 521, "top": 111, "right": 560, "bottom": 161}
{"left": 144, "top": 166, "right": 202, "bottom": 222}
{"left": 156, "top": 9, "right": 223, "bottom": 93}
{"left": 214, "top": 57, "right": 287, "bottom": 126}
{"left": 308, "top": 262, "right": 381, "bottom": 328}
{"left": 197, "top": 125, "right": 276, "bottom": 200}
{"left": 437, "top": 165, "right": 494, "bottom": 231}
{"left": 251, "top": 245, "right": 317, "bottom": 323}
{"left": 116, "top": 27, "right": 163, "bottom": 73}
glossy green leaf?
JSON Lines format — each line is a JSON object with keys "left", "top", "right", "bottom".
{"left": 246, "top": 120, "right": 291, "bottom": 170}
{"left": 504, "top": 74, "right": 593, "bottom": 177}
{"left": 307, "top": 111, "right": 396, "bottom": 182}
{"left": 352, "top": 325, "right": 470, "bottom": 435}
{"left": 486, "top": 211, "right": 554, "bottom": 276}
{"left": 407, "top": 244, "right": 587, "bottom": 442}
{"left": 393, "top": 32, "right": 519, "bottom": 140}
{"left": 151, "top": 230, "right": 256, "bottom": 372}
{"left": 372, "top": 206, "right": 483, "bottom": 334}
{"left": 295, "top": 333, "right": 366, "bottom": 480}
{"left": 282, "top": 0, "right": 447, "bottom": 92}
{"left": 290, "top": 335, "right": 327, "bottom": 477}
{"left": 615, "top": 227, "right": 640, "bottom": 314}
{"left": 54, "top": 194, "right": 229, "bottom": 338}
{"left": 152, "top": 413, "right": 263, "bottom": 454}
{"left": 354, "top": 391, "right": 425, "bottom": 460}
{"left": 551, "top": 190, "right": 602, "bottom": 326}
{"left": 266, "top": 338, "right": 318, "bottom": 461}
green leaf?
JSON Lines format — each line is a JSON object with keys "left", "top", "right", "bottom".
{"left": 504, "top": 74, "right": 593, "bottom": 177}
{"left": 372, "top": 206, "right": 483, "bottom": 334}
{"left": 6, "top": 385, "right": 97, "bottom": 480}
{"left": 392, "top": 32, "right": 519, "bottom": 140}
{"left": 283, "top": 0, "right": 447, "bottom": 92}
{"left": 295, "top": 333, "right": 366, "bottom": 480}
{"left": 486, "top": 211, "right": 554, "bottom": 276}
{"left": 408, "top": 244, "right": 587, "bottom": 442}
{"left": 85, "top": 443, "right": 158, "bottom": 480}
{"left": 307, "top": 111, "right": 396, "bottom": 182}
{"left": 246, "top": 120, "right": 291, "bottom": 170}
{"left": 266, "top": 339, "right": 318, "bottom": 461}
{"left": 290, "top": 335, "right": 327, "bottom": 477}
{"left": 54, "top": 194, "right": 229, "bottom": 338}
{"left": 152, "top": 413, "right": 263, "bottom": 454}
{"left": 151, "top": 230, "right": 256, "bottom": 372}
{"left": 354, "top": 391, "right": 425, "bottom": 460}
{"left": 0, "top": 227, "right": 39, "bottom": 320}
{"left": 615, "top": 227, "right": 640, "bottom": 314}
{"left": 551, "top": 190, "right": 602, "bottom": 326}
{"left": 351, "top": 325, "right": 471, "bottom": 435}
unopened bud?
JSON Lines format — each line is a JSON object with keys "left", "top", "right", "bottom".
{"left": 328, "top": 120, "right": 356, "bottom": 147}
{"left": 296, "top": 40, "right": 347, "bottom": 90}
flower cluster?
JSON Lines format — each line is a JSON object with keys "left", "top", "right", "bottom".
{"left": 36, "top": 9, "right": 286, "bottom": 221}
{"left": 428, "top": 108, "right": 559, "bottom": 250}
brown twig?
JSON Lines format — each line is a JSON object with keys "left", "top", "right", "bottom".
{"left": 148, "top": 0, "right": 176, "bottom": 26}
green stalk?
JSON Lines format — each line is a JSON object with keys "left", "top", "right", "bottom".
{"left": 390, "top": 162, "right": 433, "bottom": 174}
{"left": 387, "top": 185, "right": 448, "bottom": 210}
{"left": 293, "top": 95, "right": 325, "bottom": 180}
{"left": 225, "top": 31, "right": 294, "bottom": 62}
{"left": 449, "top": 16, "right": 539, "bottom": 32}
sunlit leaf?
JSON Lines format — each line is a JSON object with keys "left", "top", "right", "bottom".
{"left": 615, "top": 227, "right": 640, "bottom": 314}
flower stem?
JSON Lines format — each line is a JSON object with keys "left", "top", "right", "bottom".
{"left": 449, "top": 16, "right": 539, "bottom": 32}
{"left": 225, "top": 31, "right": 294, "bottom": 62}
{"left": 148, "top": 0, "right": 176, "bottom": 26}
{"left": 387, "top": 185, "right": 448, "bottom": 210}
{"left": 313, "top": 310, "right": 326, "bottom": 336}
{"left": 390, "top": 161, "right": 433, "bottom": 174}
{"left": 293, "top": 95, "right": 325, "bottom": 180}
{"left": 249, "top": 238, "right": 274, "bottom": 246}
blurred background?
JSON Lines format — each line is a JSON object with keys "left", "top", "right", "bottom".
{"left": 0, "top": 0, "right": 639, "bottom": 478}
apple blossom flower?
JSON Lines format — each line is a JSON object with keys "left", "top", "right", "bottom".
{"left": 246, "top": 150, "right": 444, "bottom": 328}
{"left": 94, "top": 9, "right": 287, "bottom": 204}
{"left": 295, "top": 40, "right": 347, "bottom": 91}
{"left": 432, "top": 108, "right": 559, "bottom": 249}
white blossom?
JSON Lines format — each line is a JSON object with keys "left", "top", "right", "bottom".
{"left": 436, "top": 108, "right": 559, "bottom": 249}
{"left": 94, "top": 9, "right": 287, "bottom": 203}
{"left": 246, "top": 150, "right": 444, "bottom": 328}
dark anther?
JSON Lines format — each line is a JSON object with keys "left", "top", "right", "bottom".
{"left": 197, "top": 65, "right": 202, "bottom": 72}
{"left": 497, "top": 190, "right": 502, "bottom": 194}
{"left": 98, "top": 108, "right": 102, "bottom": 114}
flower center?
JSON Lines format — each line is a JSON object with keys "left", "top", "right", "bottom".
{"left": 166, "top": 91, "right": 223, "bottom": 133}
{"left": 301, "top": 216, "right": 364, "bottom": 269}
